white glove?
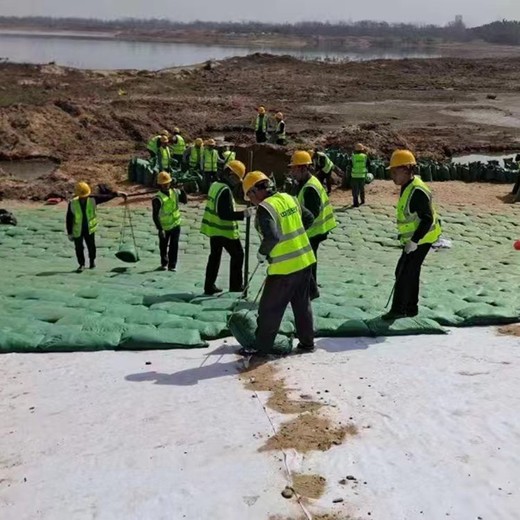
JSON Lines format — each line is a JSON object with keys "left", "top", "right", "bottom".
{"left": 257, "top": 251, "right": 268, "bottom": 264}
{"left": 243, "top": 206, "right": 256, "bottom": 218}
{"left": 404, "top": 241, "right": 418, "bottom": 254}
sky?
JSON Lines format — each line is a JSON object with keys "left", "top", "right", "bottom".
{"left": 1, "top": 0, "right": 519, "bottom": 27}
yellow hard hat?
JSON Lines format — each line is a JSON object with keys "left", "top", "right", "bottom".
{"left": 389, "top": 149, "right": 417, "bottom": 169}
{"left": 355, "top": 143, "right": 365, "bottom": 152}
{"left": 195, "top": 138, "right": 203, "bottom": 146}
{"left": 206, "top": 138, "right": 216, "bottom": 146}
{"left": 160, "top": 135, "right": 169, "bottom": 144}
{"left": 226, "top": 160, "right": 246, "bottom": 179}
{"left": 258, "top": 106, "right": 266, "bottom": 115}
{"left": 275, "top": 112, "right": 283, "bottom": 120}
{"left": 242, "top": 171, "right": 270, "bottom": 198}
{"left": 173, "top": 127, "right": 180, "bottom": 134}
{"left": 289, "top": 150, "right": 313, "bottom": 167}
{"left": 157, "top": 171, "right": 172, "bottom": 185}
{"left": 160, "top": 129, "right": 171, "bottom": 137}
{"left": 75, "top": 181, "right": 91, "bottom": 198}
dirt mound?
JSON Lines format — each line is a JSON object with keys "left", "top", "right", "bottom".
{"left": 292, "top": 473, "right": 327, "bottom": 499}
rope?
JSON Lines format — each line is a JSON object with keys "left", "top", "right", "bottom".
{"left": 118, "top": 201, "right": 139, "bottom": 259}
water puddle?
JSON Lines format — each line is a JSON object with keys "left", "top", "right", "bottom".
{"left": 0, "top": 159, "right": 58, "bottom": 180}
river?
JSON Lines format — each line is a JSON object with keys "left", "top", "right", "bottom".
{"left": 0, "top": 29, "right": 441, "bottom": 70}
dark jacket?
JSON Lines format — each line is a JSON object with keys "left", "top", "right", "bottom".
{"left": 66, "top": 193, "right": 117, "bottom": 236}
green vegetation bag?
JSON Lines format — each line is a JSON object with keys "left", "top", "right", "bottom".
{"left": 115, "top": 204, "right": 140, "bottom": 263}
{"left": 119, "top": 327, "right": 207, "bottom": 350}
{"left": 456, "top": 304, "right": 519, "bottom": 326}
{"left": 366, "top": 317, "right": 446, "bottom": 336}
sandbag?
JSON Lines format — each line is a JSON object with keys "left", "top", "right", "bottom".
{"left": 116, "top": 246, "right": 139, "bottom": 263}
{"left": 119, "top": 327, "right": 207, "bottom": 350}
{"left": 366, "top": 317, "right": 446, "bottom": 336}
{"left": 0, "top": 330, "right": 45, "bottom": 352}
{"left": 39, "top": 328, "right": 121, "bottom": 352}
{"left": 456, "top": 304, "right": 519, "bottom": 326}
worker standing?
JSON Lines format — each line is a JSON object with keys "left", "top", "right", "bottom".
{"left": 146, "top": 130, "right": 170, "bottom": 160}
{"left": 289, "top": 151, "right": 337, "bottom": 290}
{"left": 200, "top": 160, "right": 253, "bottom": 295}
{"left": 156, "top": 135, "right": 172, "bottom": 173}
{"left": 170, "top": 127, "right": 186, "bottom": 167}
{"left": 254, "top": 106, "right": 269, "bottom": 144}
{"left": 512, "top": 153, "right": 520, "bottom": 198}
{"left": 184, "top": 138, "right": 204, "bottom": 173}
{"left": 66, "top": 182, "right": 127, "bottom": 272}
{"left": 350, "top": 143, "right": 371, "bottom": 207}
{"left": 240, "top": 171, "right": 316, "bottom": 356}
{"left": 222, "top": 145, "right": 236, "bottom": 167}
{"left": 383, "top": 150, "right": 442, "bottom": 320}
{"left": 202, "top": 138, "right": 221, "bottom": 193}
{"left": 273, "top": 112, "right": 286, "bottom": 145}
{"left": 312, "top": 149, "right": 344, "bottom": 195}
{"left": 152, "top": 171, "right": 187, "bottom": 272}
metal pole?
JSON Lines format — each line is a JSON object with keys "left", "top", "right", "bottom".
{"left": 244, "top": 150, "right": 253, "bottom": 297}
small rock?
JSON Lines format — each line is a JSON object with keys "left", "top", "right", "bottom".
{"left": 281, "top": 486, "right": 294, "bottom": 499}
{"left": 23, "top": 477, "right": 27, "bottom": 482}
{"left": 339, "top": 479, "right": 347, "bottom": 485}
{"left": 333, "top": 498, "right": 344, "bottom": 504}
{"left": 487, "top": 94, "right": 497, "bottom": 100}
{"left": 145, "top": 361, "right": 151, "bottom": 365}
{"left": 346, "top": 475, "right": 357, "bottom": 481}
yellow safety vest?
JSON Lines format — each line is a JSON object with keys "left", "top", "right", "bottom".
{"left": 316, "top": 152, "right": 334, "bottom": 174}
{"left": 396, "top": 176, "right": 442, "bottom": 245}
{"left": 146, "top": 135, "right": 161, "bottom": 154}
{"left": 189, "top": 146, "right": 203, "bottom": 169}
{"left": 155, "top": 189, "right": 181, "bottom": 231}
{"left": 297, "top": 175, "right": 337, "bottom": 239}
{"left": 71, "top": 197, "right": 98, "bottom": 238}
{"left": 200, "top": 182, "right": 239, "bottom": 239}
{"left": 171, "top": 135, "right": 186, "bottom": 155}
{"left": 258, "top": 193, "right": 316, "bottom": 276}
{"left": 222, "top": 150, "right": 236, "bottom": 164}
{"left": 203, "top": 149, "right": 219, "bottom": 173}
{"left": 255, "top": 115, "right": 267, "bottom": 133}
{"left": 351, "top": 152, "right": 368, "bottom": 179}
{"left": 158, "top": 146, "right": 171, "bottom": 170}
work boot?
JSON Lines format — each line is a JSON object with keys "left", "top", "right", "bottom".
{"left": 158, "top": 265, "right": 168, "bottom": 271}
{"left": 204, "top": 286, "right": 223, "bottom": 296}
{"left": 89, "top": 261, "right": 96, "bottom": 269}
{"left": 381, "top": 310, "right": 407, "bottom": 321}
{"left": 168, "top": 266, "right": 177, "bottom": 272}
{"left": 296, "top": 343, "right": 316, "bottom": 353}
{"left": 76, "top": 265, "right": 84, "bottom": 273}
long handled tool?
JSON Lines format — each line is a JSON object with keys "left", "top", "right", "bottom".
{"left": 244, "top": 150, "right": 254, "bottom": 297}
{"left": 385, "top": 253, "right": 406, "bottom": 309}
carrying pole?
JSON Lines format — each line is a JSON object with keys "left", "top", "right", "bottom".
{"left": 244, "top": 150, "right": 254, "bottom": 297}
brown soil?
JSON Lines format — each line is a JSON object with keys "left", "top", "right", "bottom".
{"left": 3, "top": 55, "right": 520, "bottom": 201}
{"left": 259, "top": 414, "right": 358, "bottom": 453}
{"left": 292, "top": 473, "right": 327, "bottom": 500}
{"left": 497, "top": 324, "right": 520, "bottom": 337}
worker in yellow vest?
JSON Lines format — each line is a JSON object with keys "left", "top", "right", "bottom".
{"left": 312, "top": 149, "right": 344, "bottom": 195}
{"left": 170, "top": 127, "right": 186, "bottom": 167}
{"left": 289, "top": 151, "right": 337, "bottom": 294}
{"left": 156, "top": 135, "right": 172, "bottom": 172}
{"left": 202, "top": 138, "right": 221, "bottom": 193}
{"left": 383, "top": 150, "right": 442, "bottom": 320}
{"left": 184, "top": 138, "right": 204, "bottom": 173}
{"left": 66, "top": 182, "right": 127, "bottom": 272}
{"left": 253, "top": 106, "right": 269, "bottom": 143}
{"left": 221, "top": 145, "right": 236, "bottom": 166}
{"left": 240, "top": 171, "right": 316, "bottom": 356}
{"left": 200, "top": 160, "right": 253, "bottom": 295}
{"left": 273, "top": 112, "right": 286, "bottom": 145}
{"left": 350, "top": 142, "right": 371, "bottom": 207}
{"left": 147, "top": 129, "right": 170, "bottom": 160}
{"left": 152, "top": 171, "right": 187, "bottom": 271}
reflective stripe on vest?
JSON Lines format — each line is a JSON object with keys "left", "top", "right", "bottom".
{"left": 297, "top": 175, "right": 337, "bottom": 239}
{"left": 203, "top": 149, "right": 219, "bottom": 173}
{"left": 172, "top": 135, "right": 186, "bottom": 155}
{"left": 222, "top": 150, "right": 236, "bottom": 164}
{"left": 258, "top": 193, "right": 316, "bottom": 276}
{"left": 351, "top": 153, "right": 368, "bottom": 178}
{"left": 316, "top": 152, "right": 334, "bottom": 174}
{"left": 255, "top": 115, "right": 267, "bottom": 133}
{"left": 156, "top": 189, "right": 181, "bottom": 231}
{"left": 189, "top": 146, "right": 203, "bottom": 168}
{"left": 71, "top": 197, "right": 98, "bottom": 238}
{"left": 200, "top": 182, "right": 239, "bottom": 239}
{"left": 159, "top": 147, "right": 171, "bottom": 170}
{"left": 396, "top": 176, "right": 442, "bottom": 245}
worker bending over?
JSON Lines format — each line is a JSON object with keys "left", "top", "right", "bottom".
{"left": 384, "top": 150, "right": 442, "bottom": 320}
{"left": 200, "top": 160, "right": 254, "bottom": 295}
{"left": 289, "top": 151, "right": 337, "bottom": 292}
{"left": 66, "top": 182, "right": 127, "bottom": 272}
{"left": 312, "top": 149, "right": 344, "bottom": 195}
{"left": 147, "top": 129, "right": 170, "bottom": 160}
{"left": 254, "top": 106, "right": 269, "bottom": 143}
{"left": 351, "top": 143, "right": 371, "bottom": 207}
{"left": 241, "top": 171, "right": 316, "bottom": 356}
{"left": 170, "top": 127, "right": 186, "bottom": 167}
{"left": 152, "top": 171, "right": 187, "bottom": 272}
{"left": 222, "top": 145, "right": 236, "bottom": 166}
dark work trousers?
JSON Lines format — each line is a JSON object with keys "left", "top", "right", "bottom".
{"left": 275, "top": 138, "right": 287, "bottom": 146}
{"left": 172, "top": 154, "right": 184, "bottom": 167}
{"left": 203, "top": 171, "right": 217, "bottom": 194}
{"left": 512, "top": 176, "right": 520, "bottom": 196}
{"left": 159, "top": 227, "right": 181, "bottom": 269}
{"left": 351, "top": 178, "right": 366, "bottom": 206}
{"left": 391, "top": 243, "right": 432, "bottom": 315}
{"left": 316, "top": 171, "right": 332, "bottom": 194}
{"left": 74, "top": 232, "right": 96, "bottom": 267}
{"left": 256, "top": 131, "right": 268, "bottom": 144}
{"left": 204, "top": 236, "right": 244, "bottom": 292}
{"left": 309, "top": 234, "right": 327, "bottom": 299}
{"left": 255, "top": 266, "right": 314, "bottom": 354}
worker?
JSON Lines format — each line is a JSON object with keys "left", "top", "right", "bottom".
{"left": 156, "top": 135, "right": 172, "bottom": 172}
{"left": 239, "top": 171, "right": 317, "bottom": 356}
{"left": 253, "top": 106, "right": 269, "bottom": 144}
{"left": 512, "top": 153, "right": 520, "bottom": 197}
{"left": 273, "top": 112, "right": 286, "bottom": 145}
{"left": 146, "top": 129, "right": 170, "bottom": 160}
{"left": 350, "top": 143, "right": 371, "bottom": 207}
{"left": 152, "top": 171, "right": 187, "bottom": 272}
{"left": 200, "top": 160, "right": 253, "bottom": 295}
{"left": 312, "top": 149, "right": 344, "bottom": 195}
{"left": 222, "top": 145, "right": 236, "bottom": 166}
{"left": 202, "top": 138, "right": 221, "bottom": 192}
{"left": 66, "top": 182, "right": 127, "bottom": 272}
{"left": 383, "top": 150, "right": 442, "bottom": 320}
{"left": 184, "top": 138, "right": 204, "bottom": 172}
{"left": 289, "top": 151, "right": 337, "bottom": 291}
{"left": 170, "top": 127, "right": 186, "bottom": 167}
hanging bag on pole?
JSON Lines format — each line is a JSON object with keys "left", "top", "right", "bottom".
{"left": 115, "top": 202, "right": 140, "bottom": 263}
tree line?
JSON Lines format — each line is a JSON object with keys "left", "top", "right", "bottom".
{"left": 1, "top": 16, "right": 520, "bottom": 46}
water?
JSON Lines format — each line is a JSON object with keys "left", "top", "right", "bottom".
{"left": 0, "top": 159, "right": 57, "bottom": 180}
{"left": 452, "top": 153, "right": 519, "bottom": 167}
{"left": 0, "top": 30, "right": 441, "bottom": 70}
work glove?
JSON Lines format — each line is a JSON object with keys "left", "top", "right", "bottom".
{"left": 243, "top": 206, "right": 256, "bottom": 218}
{"left": 67, "top": 234, "right": 74, "bottom": 242}
{"left": 404, "top": 241, "right": 418, "bottom": 254}
{"left": 256, "top": 251, "right": 268, "bottom": 264}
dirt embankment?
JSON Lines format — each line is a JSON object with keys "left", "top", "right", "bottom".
{"left": 2, "top": 54, "right": 520, "bottom": 200}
